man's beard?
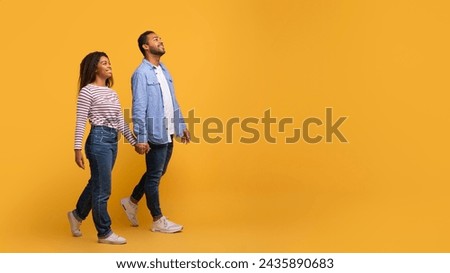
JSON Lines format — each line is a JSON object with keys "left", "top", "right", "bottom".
{"left": 150, "top": 47, "right": 165, "bottom": 56}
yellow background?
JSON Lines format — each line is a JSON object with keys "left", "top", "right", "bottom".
{"left": 1, "top": 0, "right": 449, "bottom": 252}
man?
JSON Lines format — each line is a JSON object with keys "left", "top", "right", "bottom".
{"left": 121, "top": 30, "right": 190, "bottom": 233}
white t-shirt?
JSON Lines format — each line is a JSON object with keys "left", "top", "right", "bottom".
{"left": 154, "top": 65, "right": 175, "bottom": 142}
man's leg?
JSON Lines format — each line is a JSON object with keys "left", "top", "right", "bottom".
{"left": 122, "top": 139, "right": 174, "bottom": 226}
{"left": 121, "top": 172, "right": 146, "bottom": 227}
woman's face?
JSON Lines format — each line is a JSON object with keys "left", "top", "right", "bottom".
{"left": 96, "top": 56, "right": 112, "bottom": 80}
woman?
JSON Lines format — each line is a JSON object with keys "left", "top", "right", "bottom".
{"left": 68, "top": 51, "right": 137, "bottom": 244}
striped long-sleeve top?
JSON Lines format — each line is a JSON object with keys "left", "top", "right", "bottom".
{"left": 74, "top": 84, "right": 137, "bottom": 150}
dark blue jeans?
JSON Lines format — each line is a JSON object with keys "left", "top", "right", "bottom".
{"left": 131, "top": 139, "right": 173, "bottom": 217}
{"left": 73, "top": 126, "right": 118, "bottom": 238}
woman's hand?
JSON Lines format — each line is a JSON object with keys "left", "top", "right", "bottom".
{"left": 75, "top": 149, "right": 85, "bottom": 169}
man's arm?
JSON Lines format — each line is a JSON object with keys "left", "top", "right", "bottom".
{"left": 132, "top": 72, "right": 149, "bottom": 144}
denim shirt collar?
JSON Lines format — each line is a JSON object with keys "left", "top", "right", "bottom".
{"left": 142, "top": 59, "right": 166, "bottom": 72}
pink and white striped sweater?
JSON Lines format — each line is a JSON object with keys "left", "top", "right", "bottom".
{"left": 74, "top": 84, "right": 136, "bottom": 150}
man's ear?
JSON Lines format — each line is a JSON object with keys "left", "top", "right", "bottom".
{"left": 142, "top": 44, "right": 149, "bottom": 51}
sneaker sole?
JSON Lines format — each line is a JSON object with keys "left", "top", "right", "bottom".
{"left": 98, "top": 239, "right": 127, "bottom": 245}
{"left": 151, "top": 227, "right": 183, "bottom": 233}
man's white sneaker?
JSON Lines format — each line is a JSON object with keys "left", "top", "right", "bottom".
{"left": 98, "top": 233, "right": 127, "bottom": 245}
{"left": 121, "top": 197, "right": 139, "bottom": 227}
{"left": 152, "top": 216, "right": 183, "bottom": 233}
{"left": 67, "top": 211, "right": 82, "bottom": 237}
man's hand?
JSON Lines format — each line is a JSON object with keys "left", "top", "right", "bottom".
{"left": 135, "top": 143, "right": 150, "bottom": 154}
{"left": 181, "top": 129, "right": 191, "bottom": 144}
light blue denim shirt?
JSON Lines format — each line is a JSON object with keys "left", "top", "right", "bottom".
{"left": 132, "top": 59, "right": 186, "bottom": 144}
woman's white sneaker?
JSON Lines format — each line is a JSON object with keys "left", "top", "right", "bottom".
{"left": 151, "top": 216, "right": 183, "bottom": 233}
{"left": 98, "top": 233, "right": 127, "bottom": 245}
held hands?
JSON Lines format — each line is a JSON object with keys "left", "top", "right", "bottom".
{"left": 135, "top": 143, "right": 150, "bottom": 155}
{"left": 74, "top": 150, "right": 85, "bottom": 169}
{"left": 133, "top": 129, "right": 189, "bottom": 155}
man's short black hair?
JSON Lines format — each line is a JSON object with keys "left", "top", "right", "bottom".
{"left": 138, "top": 30, "right": 155, "bottom": 57}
